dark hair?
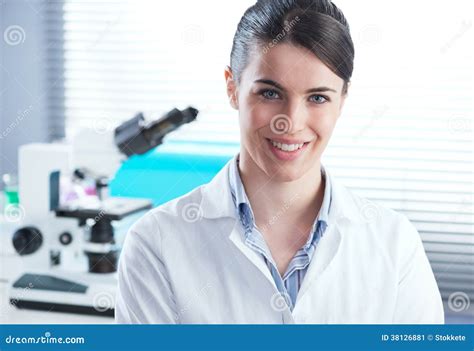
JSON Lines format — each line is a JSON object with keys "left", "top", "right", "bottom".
{"left": 230, "top": 0, "right": 354, "bottom": 95}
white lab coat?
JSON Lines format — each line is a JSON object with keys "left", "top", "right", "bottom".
{"left": 115, "top": 157, "right": 444, "bottom": 324}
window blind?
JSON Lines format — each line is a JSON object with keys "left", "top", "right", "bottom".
{"left": 44, "top": 0, "right": 473, "bottom": 317}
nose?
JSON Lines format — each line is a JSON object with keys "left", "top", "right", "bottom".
{"left": 284, "top": 99, "right": 308, "bottom": 134}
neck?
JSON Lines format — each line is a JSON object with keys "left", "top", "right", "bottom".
{"left": 238, "top": 151, "right": 324, "bottom": 230}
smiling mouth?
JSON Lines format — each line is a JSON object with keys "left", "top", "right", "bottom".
{"left": 266, "top": 138, "right": 310, "bottom": 152}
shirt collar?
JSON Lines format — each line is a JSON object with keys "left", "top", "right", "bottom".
{"left": 229, "top": 154, "right": 252, "bottom": 214}
{"left": 228, "top": 153, "right": 332, "bottom": 242}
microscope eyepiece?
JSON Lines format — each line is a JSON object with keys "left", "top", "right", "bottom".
{"left": 114, "top": 106, "right": 198, "bottom": 157}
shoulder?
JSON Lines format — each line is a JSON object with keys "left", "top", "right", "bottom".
{"left": 121, "top": 179, "right": 235, "bottom": 267}
{"left": 123, "top": 160, "right": 234, "bottom": 256}
{"left": 350, "top": 188, "right": 410, "bottom": 227}
{"left": 128, "top": 184, "right": 206, "bottom": 243}
{"left": 335, "top": 179, "right": 421, "bottom": 251}
{"left": 331, "top": 175, "right": 408, "bottom": 227}
{"left": 335, "top": 181, "right": 426, "bottom": 277}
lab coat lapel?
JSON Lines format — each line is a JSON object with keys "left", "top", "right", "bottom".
{"left": 200, "top": 158, "right": 278, "bottom": 289}
{"left": 293, "top": 169, "right": 362, "bottom": 308}
{"left": 199, "top": 159, "right": 235, "bottom": 220}
{"left": 228, "top": 219, "right": 277, "bottom": 287}
{"left": 294, "top": 220, "right": 343, "bottom": 304}
{"left": 200, "top": 158, "right": 362, "bottom": 315}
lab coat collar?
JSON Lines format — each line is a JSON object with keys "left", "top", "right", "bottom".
{"left": 200, "top": 154, "right": 362, "bottom": 224}
{"left": 200, "top": 156, "right": 359, "bottom": 319}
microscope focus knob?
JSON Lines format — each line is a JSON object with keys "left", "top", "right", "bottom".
{"left": 59, "top": 231, "right": 73, "bottom": 245}
{"left": 12, "top": 226, "right": 43, "bottom": 255}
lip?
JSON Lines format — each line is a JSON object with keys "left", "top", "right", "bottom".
{"left": 266, "top": 137, "right": 310, "bottom": 144}
{"left": 265, "top": 138, "right": 311, "bottom": 161}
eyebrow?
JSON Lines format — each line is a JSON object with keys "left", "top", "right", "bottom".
{"left": 254, "top": 78, "right": 337, "bottom": 94}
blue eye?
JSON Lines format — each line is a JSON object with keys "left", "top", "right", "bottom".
{"left": 258, "top": 89, "right": 329, "bottom": 104}
{"left": 260, "top": 89, "right": 280, "bottom": 100}
{"left": 310, "top": 95, "right": 329, "bottom": 104}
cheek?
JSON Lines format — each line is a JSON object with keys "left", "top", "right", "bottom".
{"left": 308, "top": 106, "right": 340, "bottom": 137}
{"left": 239, "top": 98, "right": 277, "bottom": 133}
{"left": 309, "top": 116, "right": 334, "bottom": 137}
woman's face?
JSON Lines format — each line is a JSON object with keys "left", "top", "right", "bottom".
{"left": 225, "top": 42, "right": 348, "bottom": 182}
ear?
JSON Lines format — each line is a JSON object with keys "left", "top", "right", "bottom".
{"left": 224, "top": 65, "right": 239, "bottom": 110}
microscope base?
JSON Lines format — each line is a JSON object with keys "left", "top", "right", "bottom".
{"left": 9, "top": 271, "right": 116, "bottom": 318}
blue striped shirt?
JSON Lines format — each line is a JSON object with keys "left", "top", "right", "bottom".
{"left": 228, "top": 154, "right": 332, "bottom": 311}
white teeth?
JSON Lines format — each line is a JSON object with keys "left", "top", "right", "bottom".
{"left": 270, "top": 140, "right": 304, "bottom": 152}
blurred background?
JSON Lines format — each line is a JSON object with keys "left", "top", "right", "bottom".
{"left": 0, "top": 0, "right": 472, "bottom": 324}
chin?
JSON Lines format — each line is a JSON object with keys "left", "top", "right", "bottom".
{"left": 262, "top": 160, "right": 307, "bottom": 182}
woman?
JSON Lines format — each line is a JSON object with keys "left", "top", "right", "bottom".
{"left": 115, "top": 0, "right": 444, "bottom": 324}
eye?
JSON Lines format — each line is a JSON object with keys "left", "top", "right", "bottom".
{"left": 259, "top": 89, "right": 281, "bottom": 100}
{"left": 309, "top": 95, "right": 329, "bottom": 104}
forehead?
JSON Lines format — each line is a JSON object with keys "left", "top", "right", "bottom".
{"left": 243, "top": 42, "right": 343, "bottom": 92}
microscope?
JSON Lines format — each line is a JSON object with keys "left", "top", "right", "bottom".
{"left": 7, "top": 107, "right": 198, "bottom": 317}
